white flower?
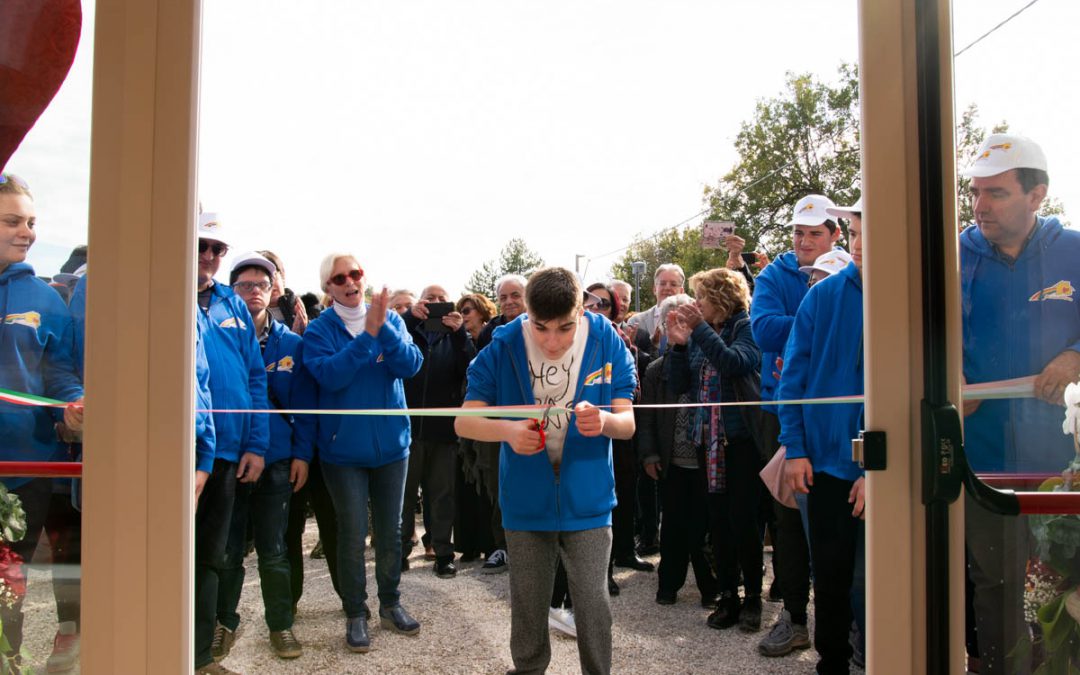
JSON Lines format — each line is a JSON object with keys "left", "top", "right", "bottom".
{"left": 1063, "top": 382, "right": 1080, "bottom": 436}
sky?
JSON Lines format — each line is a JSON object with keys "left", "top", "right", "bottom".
{"left": 8, "top": 0, "right": 1079, "bottom": 297}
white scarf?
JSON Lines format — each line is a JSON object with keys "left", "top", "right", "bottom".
{"left": 333, "top": 302, "right": 367, "bottom": 337}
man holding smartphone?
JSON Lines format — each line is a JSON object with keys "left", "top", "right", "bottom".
{"left": 400, "top": 285, "right": 476, "bottom": 578}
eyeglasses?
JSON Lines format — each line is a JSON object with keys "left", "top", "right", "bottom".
{"left": 198, "top": 240, "right": 229, "bottom": 257}
{"left": 0, "top": 174, "right": 30, "bottom": 190}
{"left": 329, "top": 268, "right": 363, "bottom": 286}
{"left": 233, "top": 280, "right": 272, "bottom": 293}
{"left": 461, "top": 306, "right": 474, "bottom": 315}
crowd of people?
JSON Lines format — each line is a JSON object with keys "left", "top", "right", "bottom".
{"left": 0, "top": 131, "right": 1076, "bottom": 675}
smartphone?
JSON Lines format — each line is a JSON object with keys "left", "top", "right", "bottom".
{"left": 423, "top": 301, "right": 455, "bottom": 332}
{"left": 741, "top": 252, "right": 758, "bottom": 266}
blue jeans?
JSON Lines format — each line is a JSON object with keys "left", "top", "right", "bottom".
{"left": 218, "top": 458, "right": 294, "bottom": 632}
{"left": 323, "top": 457, "right": 408, "bottom": 617}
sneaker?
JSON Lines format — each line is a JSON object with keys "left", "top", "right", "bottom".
{"left": 269, "top": 628, "right": 302, "bottom": 659}
{"left": 481, "top": 549, "right": 509, "bottom": 574}
{"left": 46, "top": 621, "right": 79, "bottom": 673}
{"left": 758, "top": 610, "right": 811, "bottom": 657}
{"left": 850, "top": 622, "right": 866, "bottom": 669}
{"left": 310, "top": 539, "right": 325, "bottom": 559}
{"left": 434, "top": 557, "right": 457, "bottom": 579}
{"left": 739, "top": 595, "right": 763, "bottom": 632}
{"left": 195, "top": 663, "right": 240, "bottom": 675}
{"left": 706, "top": 592, "right": 741, "bottom": 630}
{"left": 548, "top": 607, "right": 577, "bottom": 639}
{"left": 210, "top": 623, "right": 236, "bottom": 662}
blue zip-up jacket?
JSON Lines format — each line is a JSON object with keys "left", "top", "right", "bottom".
{"left": 0, "top": 263, "right": 84, "bottom": 489}
{"left": 196, "top": 283, "right": 270, "bottom": 462}
{"left": 464, "top": 312, "right": 637, "bottom": 532}
{"left": 750, "top": 251, "right": 810, "bottom": 414}
{"left": 263, "top": 319, "right": 317, "bottom": 464}
{"left": 778, "top": 262, "right": 864, "bottom": 482}
{"left": 303, "top": 306, "right": 423, "bottom": 468}
{"left": 961, "top": 216, "right": 1080, "bottom": 473}
{"left": 195, "top": 320, "right": 216, "bottom": 473}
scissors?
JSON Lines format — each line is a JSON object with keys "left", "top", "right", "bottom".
{"left": 531, "top": 405, "right": 554, "bottom": 450}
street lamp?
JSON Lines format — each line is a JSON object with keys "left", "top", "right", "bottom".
{"left": 630, "top": 261, "right": 646, "bottom": 313}
{"left": 575, "top": 254, "right": 586, "bottom": 274}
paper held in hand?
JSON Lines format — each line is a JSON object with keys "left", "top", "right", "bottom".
{"left": 701, "top": 220, "right": 735, "bottom": 249}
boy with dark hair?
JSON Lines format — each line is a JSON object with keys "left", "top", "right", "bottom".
{"left": 455, "top": 267, "right": 637, "bottom": 675}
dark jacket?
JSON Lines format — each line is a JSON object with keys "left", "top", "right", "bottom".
{"left": 636, "top": 355, "right": 680, "bottom": 475}
{"left": 476, "top": 314, "right": 510, "bottom": 352}
{"left": 403, "top": 312, "right": 476, "bottom": 442}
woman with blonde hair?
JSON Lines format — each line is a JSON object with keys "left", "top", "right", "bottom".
{"left": 665, "top": 267, "right": 764, "bottom": 633}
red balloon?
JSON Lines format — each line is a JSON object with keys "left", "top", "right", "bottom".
{"left": 0, "top": 0, "right": 82, "bottom": 171}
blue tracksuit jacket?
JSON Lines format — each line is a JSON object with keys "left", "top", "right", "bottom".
{"left": 263, "top": 319, "right": 317, "bottom": 465}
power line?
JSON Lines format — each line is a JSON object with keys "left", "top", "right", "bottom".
{"left": 954, "top": 0, "right": 1041, "bottom": 58}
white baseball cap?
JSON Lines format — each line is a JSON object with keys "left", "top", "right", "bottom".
{"left": 799, "top": 249, "right": 853, "bottom": 276}
{"left": 827, "top": 196, "right": 863, "bottom": 220}
{"left": 197, "top": 211, "right": 228, "bottom": 245}
{"left": 230, "top": 251, "right": 277, "bottom": 278}
{"left": 960, "top": 133, "right": 1047, "bottom": 178}
{"left": 788, "top": 194, "right": 838, "bottom": 227}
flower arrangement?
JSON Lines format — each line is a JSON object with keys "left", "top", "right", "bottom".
{"left": 1021, "top": 382, "right": 1080, "bottom": 671}
{"left": 0, "top": 484, "right": 27, "bottom": 672}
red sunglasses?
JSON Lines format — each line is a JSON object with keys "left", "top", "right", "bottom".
{"left": 329, "top": 268, "right": 364, "bottom": 286}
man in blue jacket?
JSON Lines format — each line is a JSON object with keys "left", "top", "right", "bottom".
{"left": 780, "top": 210, "right": 865, "bottom": 675}
{"left": 751, "top": 193, "right": 841, "bottom": 657}
{"left": 193, "top": 214, "right": 270, "bottom": 675}
{"left": 213, "top": 252, "right": 316, "bottom": 664}
{"left": 960, "top": 134, "right": 1080, "bottom": 675}
{"left": 456, "top": 267, "right": 637, "bottom": 675}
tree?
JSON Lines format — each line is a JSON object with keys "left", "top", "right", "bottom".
{"left": 702, "top": 64, "right": 862, "bottom": 257}
{"left": 465, "top": 238, "right": 545, "bottom": 299}
{"left": 609, "top": 227, "right": 729, "bottom": 311}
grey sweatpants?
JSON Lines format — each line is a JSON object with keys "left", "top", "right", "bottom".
{"left": 505, "top": 527, "right": 613, "bottom": 675}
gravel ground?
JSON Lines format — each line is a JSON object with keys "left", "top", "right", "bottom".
{"left": 15, "top": 518, "right": 829, "bottom": 674}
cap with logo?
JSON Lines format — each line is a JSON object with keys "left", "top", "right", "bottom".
{"left": 959, "top": 133, "right": 1047, "bottom": 179}
{"left": 230, "top": 251, "right": 277, "bottom": 278}
{"left": 788, "top": 194, "right": 838, "bottom": 227}
{"left": 827, "top": 196, "right": 863, "bottom": 220}
{"left": 798, "top": 249, "right": 853, "bottom": 277}
{"left": 198, "top": 211, "right": 228, "bottom": 246}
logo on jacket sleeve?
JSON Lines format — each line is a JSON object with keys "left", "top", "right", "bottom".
{"left": 219, "top": 317, "right": 247, "bottom": 329}
{"left": 1029, "top": 280, "right": 1075, "bottom": 303}
{"left": 583, "top": 362, "right": 613, "bottom": 386}
{"left": 3, "top": 311, "right": 41, "bottom": 329}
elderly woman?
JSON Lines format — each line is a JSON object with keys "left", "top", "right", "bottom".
{"left": 302, "top": 253, "right": 423, "bottom": 653}
{"left": 456, "top": 292, "right": 497, "bottom": 344}
{"left": 639, "top": 293, "right": 720, "bottom": 609}
{"left": 666, "top": 267, "right": 763, "bottom": 633}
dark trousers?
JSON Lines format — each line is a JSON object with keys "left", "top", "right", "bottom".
{"left": 218, "top": 458, "right": 294, "bottom": 633}
{"left": 657, "top": 465, "right": 716, "bottom": 600}
{"left": 611, "top": 438, "right": 637, "bottom": 559}
{"left": 401, "top": 440, "right": 456, "bottom": 559}
{"left": 551, "top": 558, "right": 572, "bottom": 609}
{"left": 708, "top": 436, "right": 764, "bottom": 597}
{"left": 1, "top": 478, "right": 54, "bottom": 654}
{"left": 965, "top": 492, "right": 1030, "bottom": 675}
{"left": 761, "top": 412, "right": 811, "bottom": 623}
{"left": 323, "top": 458, "right": 408, "bottom": 616}
{"left": 45, "top": 489, "right": 82, "bottom": 629}
{"left": 476, "top": 441, "right": 507, "bottom": 551}
{"left": 454, "top": 453, "right": 493, "bottom": 556}
{"left": 807, "top": 472, "right": 863, "bottom": 675}
{"left": 285, "top": 457, "right": 340, "bottom": 606}
{"left": 194, "top": 460, "right": 238, "bottom": 669}
{"left": 636, "top": 472, "right": 660, "bottom": 549}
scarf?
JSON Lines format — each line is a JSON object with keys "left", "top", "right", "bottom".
{"left": 693, "top": 356, "right": 725, "bottom": 493}
{"left": 333, "top": 302, "right": 367, "bottom": 337}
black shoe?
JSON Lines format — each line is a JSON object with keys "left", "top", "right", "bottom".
{"left": 739, "top": 595, "right": 762, "bottom": 632}
{"left": 655, "top": 589, "right": 677, "bottom": 605}
{"left": 379, "top": 605, "right": 421, "bottom": 636}
{"left": 635, "top": 542, "right": 660, "bottom": 557}
{"left": 613, "top": 554, "right": 655, "bottom": 572}
{"left": 700, "top": 593, "right": 720, "bottom": 609}
{"left": 435, "top": 557, "right": 457, "bottom": 579}
{"left": 607, "top": 574, "right": 620, "bottom": 597}
{"left": 706, "top": 592, "right": 741, "bottom": 630}
{"left": 346, "top": 616, "right": 370, "bottom": 653}
{"left": 767, "top": 578, "right": 783, "bottom": 603}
